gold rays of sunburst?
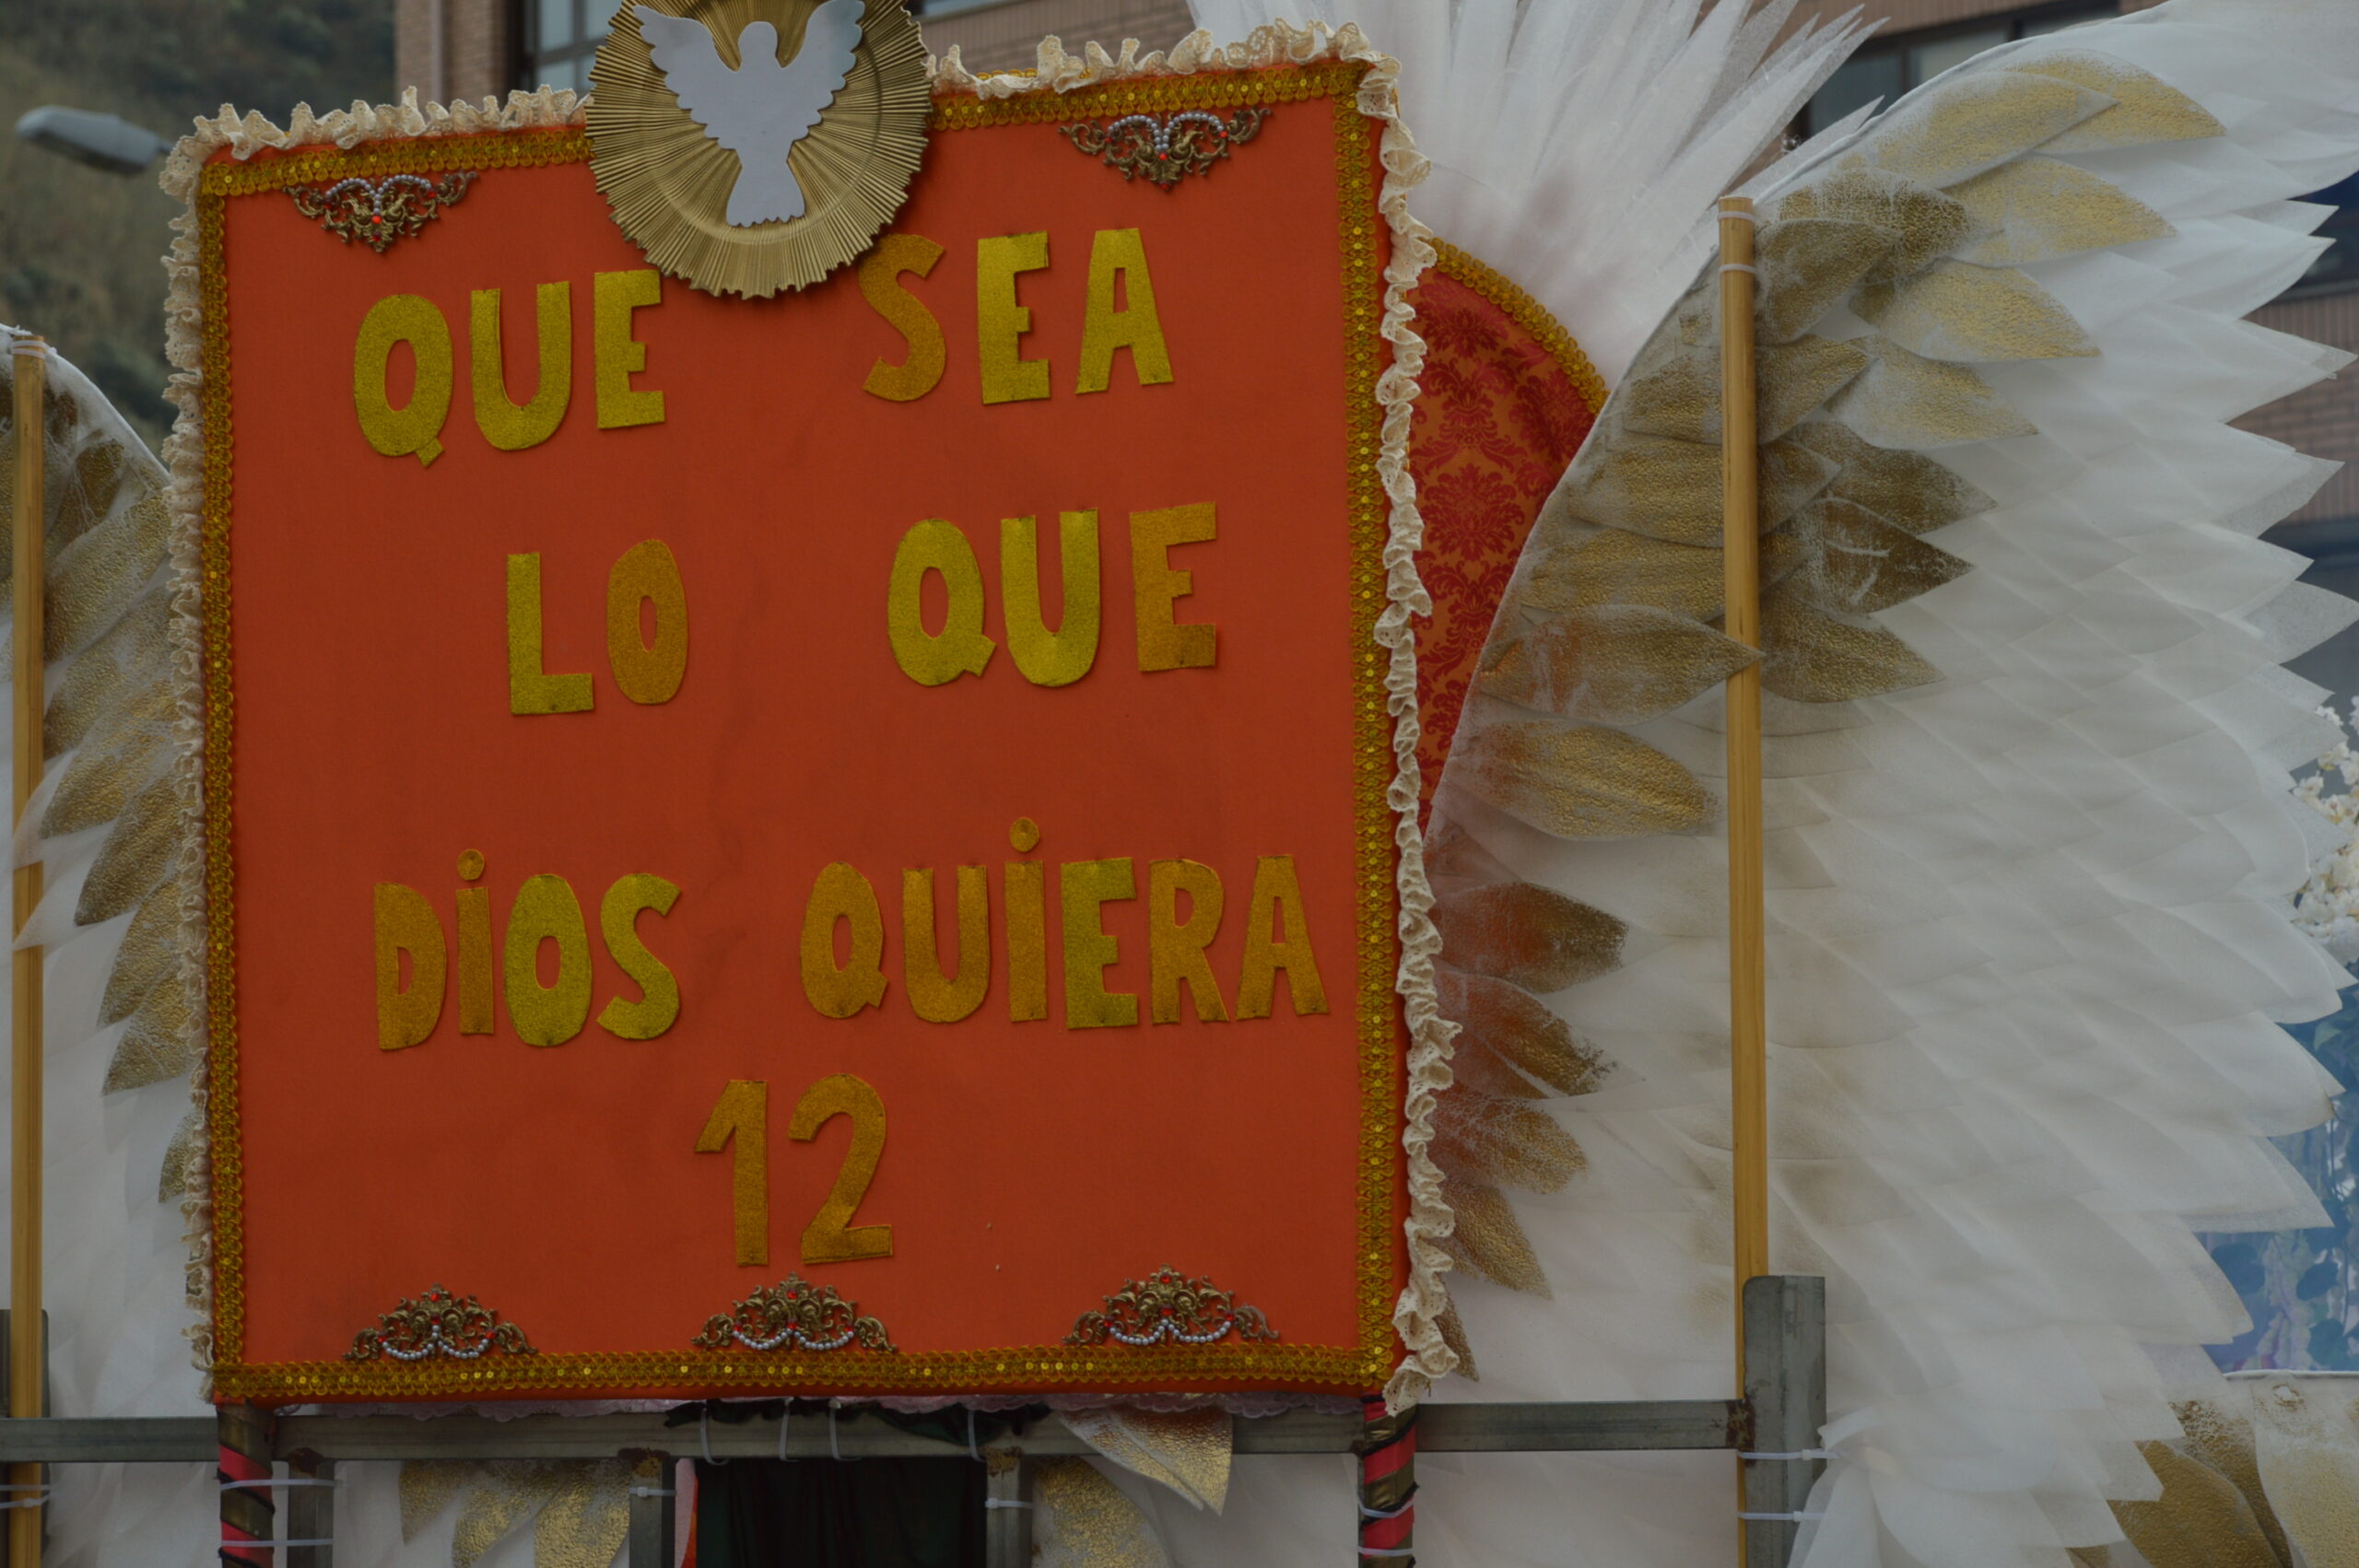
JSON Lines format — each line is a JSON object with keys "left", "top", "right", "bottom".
{"left": 587, "top": 0, "right": 931, "bottom": 298}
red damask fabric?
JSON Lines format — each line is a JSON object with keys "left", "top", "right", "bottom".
{"left": 1407, "top": 270, "right": 1600, "bottom": 823}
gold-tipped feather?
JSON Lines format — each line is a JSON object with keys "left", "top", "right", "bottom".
{"left": 104, "top": 970, "right": 198, "bottom": 1093}
{"left": 76, "top": 770, "right": 181, "bottom": 927}
{"left": 1435, "top": 967, "right": 1610, "bottom": 1096}
{"left": 102, "top": 872, "right": 194, "bottom": 1026}
{"left": 1429, "top": 883, "right": 1628, "bottom": 993}
{"left": 1458, "top": 720, "right": 1717, "bottom": 841}
{"left": 1437, "top": 1177, "right": 1552, "bottom": 1296}
{"left": 1480, "top": 605, "right": 1757, "bottom": 726}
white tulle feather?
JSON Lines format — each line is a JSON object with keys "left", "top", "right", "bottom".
{"left": 1188, "top": 0, "right": 1871, "bottom": 383}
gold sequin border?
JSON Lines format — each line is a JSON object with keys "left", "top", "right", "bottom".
{"left": 929, "top": 62, "right": 1367, "bottom": 133}
{"left": 1428, "top": 237, "right": 1609, "bottom": 415}
{"left": 197, "top": 65, "right": 1402, "bottom": 1400}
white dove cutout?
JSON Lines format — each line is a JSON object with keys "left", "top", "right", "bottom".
{"left": 633, "top": 0, "right": 863, "bottom": 228}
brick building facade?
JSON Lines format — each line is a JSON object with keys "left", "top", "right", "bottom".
{"left": 390, "top": 0, "right": 2359, "bottom": 693}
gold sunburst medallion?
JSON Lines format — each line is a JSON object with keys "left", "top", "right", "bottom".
{"left": 588, "top": 0, "right": 930, "bottom": 298}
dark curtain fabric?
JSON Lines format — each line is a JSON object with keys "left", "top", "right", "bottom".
{"left": 673, "top": 1402, "right": 1046, "bottom": 1568}
{"left": 693, "top": 1455, "right": 985, "bottom": 1568}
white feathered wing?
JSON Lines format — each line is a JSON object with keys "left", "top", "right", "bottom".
{"left": 1184, "top": 0, "right": 2359, "bottom": 1565}
{"left": 0, "top": 334, "right": 215, "bottom": 1565}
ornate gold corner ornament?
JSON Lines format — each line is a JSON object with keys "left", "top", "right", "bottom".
{"left": 344, "top": 1284, "right": 538, "bottom": 1363}
{"left": 1059, "top": 108, "right": 1271, "bottom": 189}
{"left": 1064, "top": 1268, "right": 1279, "bottom": 1348}
{"left": 693, "top": 1275, "right": 898, "bottom": 1352}
{"left": 286, "top": 171, "right": 477, "bottom": 252}
{"left": 587, "top": 0, "right": 931, "bottom": 298}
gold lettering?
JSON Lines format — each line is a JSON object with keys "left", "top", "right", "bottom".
{"left": 593, "top": 268, "right": 666, "bottom": 428}
{"left": 599, "top": 872, "right": 682, "bottom": 1039}
{"left": 695, "top": 1079, "right": 769, "bottom": 1267}
{"left": 800, "top": 862, "right": 889, "bottom": 1018}
{"left": 1004, "top": 858, "right": 1048, "bottom": 1023}
{"left": 1148, "top": 858, "right": 1228, "bottom": 1024}
{"left": 1076, "top": 228, "right": 1173, "bottom": 393}
{"left": 976, "top": 231, "right": 1051, "bottom": 404}
{"left": 1131, "top": 503, "right": 1218, "bottom": 671}
{"left": 902, "top": 866, "right": 990, "bottom": 1024}
{"left": 470, "top": 281, "right": 571, "bottom": 451}
{"left": 1237, "top": 854, "right": 1327, "bottom": 1019}
{"left": 790, "top": 1073, "right": 893, "bottom": 1263}
{"left": 456, "top": 848, "right": 494, "bottom": 1036}
{"left": 1000, "top": 511, "right": 1100, "bottom": 687}
{"left": 606, "top": 539, "right": 688, "bottom": 705}
{"left": 373, "top": 883, "right": 445, "bottom": 1050}
{"left": 506, "top": 553, "right": 594, "bottom": 714}
{"left": 859, "top": 233, "right": 948, "bottom": 402}
{"left": 1061, "top": 857, "right": 1137, "bottom": 1028}
{"left": 886, "top": 520, "right": 995, "bottom": 685}
{"left": 353, "top": 294, "right": 452, "bottom": 467}
{"left": 503, "top": 872, "right": 594, "bottom": 1046}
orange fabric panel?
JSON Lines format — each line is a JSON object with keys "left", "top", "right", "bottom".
{"left": 208, "top": 88, "right": 1401, "bottom": 1398}
{"left": 1406, "top": 269, "right": 1601, "bottom": 823}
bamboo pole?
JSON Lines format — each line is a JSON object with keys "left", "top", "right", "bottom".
{"left": 8, "top": 335, "right": 45, "bottom": 1568}
{"left": 1719, "top": 197, "right": 1767, "bottom": 1562}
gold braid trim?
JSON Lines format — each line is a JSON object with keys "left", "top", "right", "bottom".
{"left": 1428, "top": 238, "right": 1610, "bottom": 415}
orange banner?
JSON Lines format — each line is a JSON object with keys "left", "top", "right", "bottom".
{"left": 198, "top": 61, "right": 1407, "bottom": 1401}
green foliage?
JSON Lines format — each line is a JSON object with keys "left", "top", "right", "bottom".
{"left": 0, "top": 0, "right": 392, "bottom": 443}
{"left": 1, "top": 0, "right": 391, "bottom": 130}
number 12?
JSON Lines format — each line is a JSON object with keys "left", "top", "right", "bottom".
{"left": 695, "top": 1074, "right": 893, "bottom": 1267}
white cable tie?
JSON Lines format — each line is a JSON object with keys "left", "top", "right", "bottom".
{"left": 7, "top": 341, "right": 45, "bottom": 360}
{"left": 1737, "top": 1511, "right": 1827, "bottom": 1522}
{"left": 628, "top": 1486, "right": 675, "bottom": 1499}
{"left": 1740, "top": 1450, "right": 1837, "bottom": 1462}
{"left": 0, "top": 1492, "right": 49, "bottom": 1510}
{"left": 1357, "top": 1499, "right": 1415, "bottom": 1520}
{"left": 1717, "top": 205, "right": 1759, "bottom": 223}
{"left": 1719, "top": 263, "right": 1759, "bottom": 276}
{"left": 983, "top": 1499, "right": 1034, "bottom": 1510}
{"left": 220, "top": 1478, "right": 341, "bottom": 1491}
{"left": 0, "top": 1482, "right": 49, "bottom": 1491}
{"left": 701, "top": 1408, "right": 725, "bottom": 1467}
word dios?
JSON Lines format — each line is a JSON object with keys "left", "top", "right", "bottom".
{"left": 375, "top": 850, "right": 679, "bottom": 1050}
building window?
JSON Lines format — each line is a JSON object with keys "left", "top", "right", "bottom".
{"left": 525, "top": 0, "right": 607, "bottom": 92}
{"left": 1800, "top": 4, "right": 2114, "bottom": 138}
